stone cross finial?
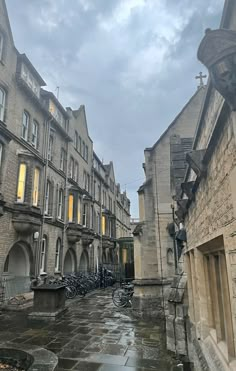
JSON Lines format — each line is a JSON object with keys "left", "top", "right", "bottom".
{"left": 195, "top": 72, "right": 207, "bottom": 87}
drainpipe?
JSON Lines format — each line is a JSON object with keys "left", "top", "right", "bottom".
{"left": 171, "top": 204, "right": 178, "bottom": 274}
{"left": 61, "top": 126, "right": 69, "bottom": 275}
{"left": 35, "top": 117, "right": 52, "bottom": 277}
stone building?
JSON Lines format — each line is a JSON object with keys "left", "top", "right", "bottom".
{"left": 0, "top": 0, "right": 131, "bottom": 298}
{"left": 174, "top": 0, "right": 236, "bottom": 369}
{"left": 133, "top": 86, "right": 205, "bottom": 317}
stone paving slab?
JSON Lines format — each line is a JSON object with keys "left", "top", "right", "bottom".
{"left": 0, "top": 289, "right": 179, "bottom": 370}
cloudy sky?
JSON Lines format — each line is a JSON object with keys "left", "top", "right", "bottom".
{"left": 6, "top": 0, "right": 223, "bottom": 217}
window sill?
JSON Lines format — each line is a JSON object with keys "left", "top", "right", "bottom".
{"left": 54, "top": 270, "right": 61, "bottom": 274}
{"left": 40, "top": 271, "right": 47, "bottom": 276}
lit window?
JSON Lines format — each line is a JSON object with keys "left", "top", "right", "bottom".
{"left": 22, "top": 111, "right": 29, "bottom": 140}
{"left": 74, "top": 162, "right": 78, "bottom": 182}
{"left": 45, "top": 181, "right": 50, "bottom": 214}
{"left": 48, "top": 131, "right": 54, "bottom": 161}
{"left": 32, "top": 168, "right": 40, "bottom": 206}
{"left": 58, "top": 189, "right": 63, "bottom": 219}
{"left": 17, "top": 163, "right": 27, "bottom": 203}
{"left": 55, "top": 238, "right": 61, "bottom": 272}
{"left": 40, "top": 237, "right": 47, "bottom": 274}
{"left": 77, "top": 197, "right": 81, "bottom": 224}
{"left": 68, "top": 194, "right": 74, "bottom": 222}
{"left": 32, "top": 120, "right": 39, "bottom": 148}
{"left": 102, "top": 215, "right": 106, "bottom": 235}
{"left": 0, "top": 87, "right": 5, "bottom": 122}
{"left": 0, "top": 33, "right": 3, "bottom": 61}
{"left": 60, "top": 148, "right": 66, "bottom": 172}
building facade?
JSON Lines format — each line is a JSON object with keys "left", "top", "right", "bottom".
{"left": 133, "top": 87, "right": 205, "bottom": 317}
{"left": 0, "top": 0, "right": 131, "bottom": 298}
{"left": 176, "top": 1, "right": 236, "bottom": 369}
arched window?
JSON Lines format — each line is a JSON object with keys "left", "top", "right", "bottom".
{"left": 40, "top": 236, "right": 47, "bottom": 274}
{"left": 55, "top": 238, "right": 61, "bottom": 272}
{"left": 0, "top": 87, "right": 6, "bottom": 122}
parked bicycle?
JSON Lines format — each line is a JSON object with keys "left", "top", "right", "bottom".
{"left": 112, "top": 282, "right": 134, "bottom": 307}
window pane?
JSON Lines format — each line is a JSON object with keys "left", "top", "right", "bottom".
{"left": 102, "top": 215, "right": 106, "bottom": 235}
{"left": 55, "top": 239, "right": 61, "bottom": 271}
{"left": 77, "top": 198, "right": 81, "bottom": 224}
{"left": 33, "top": 168, "right": 40, "bottom": 206}
{"left": 0, "top": 87, "right": 5, "bottom": 122}
{"left": 68, "top": 194, "right": 74, "bottom": 222}
{"left": 0, "top": 33, "right": 3, "bottom": 61}
{"left": 17, "top": 163, "right": 27, "bottom": 202}
{"left": 40, "top": 238, "right": 47, "bottom": 273}
{"left": 45, "top": 181, "right": 50, "bottom": 214}
{"left": 32, "top": 121, "right": 38, "bottom": 148}
{"left": 58, "top": 189, "right": 63, "bottom": 219}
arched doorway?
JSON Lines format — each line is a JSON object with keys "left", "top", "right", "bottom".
{"left": 4, "top": 242, "right": 31, "bottom": 276}
{"left": 64, "top": 249, "right": 76, "bottom": 274}
{"left": 3, "top": 242, "right": 32, "bottom": 298}
{"left": 79, "top": 250, "right": 89, "bottom": 272}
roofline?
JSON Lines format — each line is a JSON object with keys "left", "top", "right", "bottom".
{"left": 18, "top": 53, "right": 46, "bottom": 86}
{"left": 41, "top": 89, "right": 69, "bottom": 118}
{"left": 2, "top": 0, "right": 15, "bottom": 46}
{"left": 145, "top": 86, "right": 205, "bottom": 153}
{"left": 93, "top": 151, "right": 107, "bottom": 171}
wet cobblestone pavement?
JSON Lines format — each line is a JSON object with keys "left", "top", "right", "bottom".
{"left": 0, "top": 290, "right": 179, "bottom": 370}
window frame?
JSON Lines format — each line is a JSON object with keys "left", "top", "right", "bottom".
{"left": 0, "top": 87, "right": 6, "bottom": 122}
{"left": 22, "top": 111, "right": 30, "bottom": 141}
{"left": 32, "top": 120, "right": 39, "bottom": 149}
{"left": 45, "top": 180, "right": 50, "bottom": 214}
{"left": 32, "top": 167, "right": 40, "bottom": 207}
{"left": 0, "top": 32, "right": 3, "bottom": 62}
{"left": 16, "top": 163, "right": 27, "bottom": 203}
{"left": 55, "top": 238, "right": 61, "bottom": 272}
{"left": 58, "top": 188, "right": 63, "bottom": 220}
{"left": 60, "top": 148, "right": 66, "bottom": 172}
{"left": 40, "top": 236, "right": 47, "bottom": 274}
{"left": 68, "top": 194, "right": 74, "bottom": 222}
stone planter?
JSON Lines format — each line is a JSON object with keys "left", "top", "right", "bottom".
{"left": 0, "top": 343, "right": 57, "bottom": 370}
{"left": 29, "top": 284, "right": 66, "bottom": 319}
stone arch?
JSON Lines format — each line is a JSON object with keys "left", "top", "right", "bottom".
{"left": 3, "top": 240, "right": 33, "bottom": 277}
{"left": 64, "top": 248, "right": 76, "bottom": 274}
{"left": 79, "top": 250, "right": 89, "bottom": 272}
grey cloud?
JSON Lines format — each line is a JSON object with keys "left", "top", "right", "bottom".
{"left": 6, "top": 0, "right": 224, "bottom": 216}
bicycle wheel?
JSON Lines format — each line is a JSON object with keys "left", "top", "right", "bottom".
{"left": 65, "top": 285, "right": 77, "bottom": 299}
{"left": 112, "top": 288, "right": 128, "bottom": 307}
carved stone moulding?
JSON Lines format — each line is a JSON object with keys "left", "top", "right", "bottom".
{"left": 198, "top": 28, "right": 236, "bottom": 110}
{"left": 12, "top": 214, "right": 41, "bottom": 235}
{"left": 66, "top": 223, "right": 82, "bottom": 243}
{"left": 81, "top": 227, "right": 94, "bottom": 246}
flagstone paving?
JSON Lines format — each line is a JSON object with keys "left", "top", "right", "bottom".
{"left": 0, "top": 290, "right": 180, "bottom": 370}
